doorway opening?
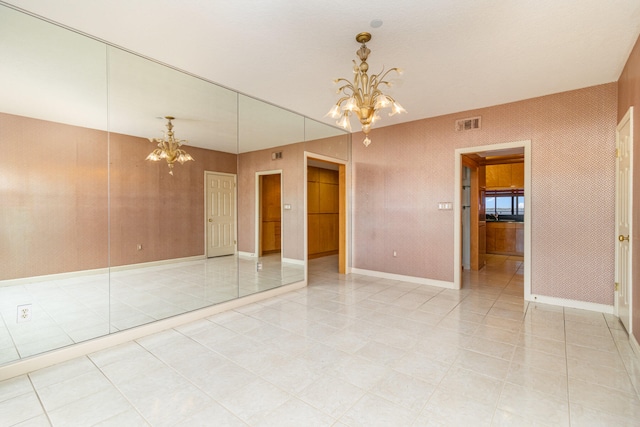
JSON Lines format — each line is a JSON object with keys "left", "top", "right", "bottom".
{"left": 256, "top": 170, "right": 282, "bottom": 257}
{"left": 306, "top": 154, "right": 348, "bottom": 275}
{"left": 454, "top": 141, "right": 531, "bottom": 300}
{"left": 205, "top": 171, "right": 237, "bottom": 258}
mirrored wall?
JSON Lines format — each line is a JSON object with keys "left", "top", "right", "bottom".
{"left": 0, "top": 4, "right": 349, "bottom": 366}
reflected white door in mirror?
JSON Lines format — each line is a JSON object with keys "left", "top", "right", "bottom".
{"left": 206, "top": 172, "right": 237, "bottom": 258}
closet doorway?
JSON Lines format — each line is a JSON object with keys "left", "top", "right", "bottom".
{"left": 256, "top": 171, "right": 282, "bottom": 257}
{"left": 306, "top": 155, "right": 347, "bottom": 274}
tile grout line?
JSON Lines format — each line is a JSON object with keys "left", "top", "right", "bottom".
{"left": 27, "top": 373, "right": 54, "bottom": 427}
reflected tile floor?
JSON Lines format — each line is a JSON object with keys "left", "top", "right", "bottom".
{"left": 0, "top": 254, "right": 303, "bottom": 364}
{"left": 2, "top": 254, "right": 640, "bottom": 426}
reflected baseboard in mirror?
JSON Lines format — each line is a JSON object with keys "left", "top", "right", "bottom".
{"left": 0, "top": 254, "right": 303, "bottom": 366}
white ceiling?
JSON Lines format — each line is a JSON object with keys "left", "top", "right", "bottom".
{"left": 3, "top": 0, "right": 640, "bottom": 139}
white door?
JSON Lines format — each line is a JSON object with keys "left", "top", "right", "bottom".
{"left": 615, "top": 107, "right": 633, "bottom": 333}
{"left": 206, "top": 172, "right": 236, "bottom": 257}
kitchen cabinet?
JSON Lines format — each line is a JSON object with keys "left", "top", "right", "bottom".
{"left": 486, "top": 223, "right": 496, "bottom": 252}
{"left": 515, "top": 222, "right": 524, "bottom": 254}
{"left": 486, "top": 221, "right": 523, "bottom": 256}
{"left": 486, "top": 163, "right": 524, "bottom": 189}
{"left": 511, "top": 163, "right": 524, "bottom": 188}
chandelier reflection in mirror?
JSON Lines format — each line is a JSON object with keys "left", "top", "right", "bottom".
{"left": 327, "top": 32, "right": 406, "bottom": 147}
{"left": 145, "top": 116, "right": 194, "bottom": 175}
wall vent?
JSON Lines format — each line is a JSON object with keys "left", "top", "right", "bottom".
{"left": 272, "top": 151, "right": 283, "bottom": 160}
{"left": 455, "top": 116, "right": 481, "bottom": 132}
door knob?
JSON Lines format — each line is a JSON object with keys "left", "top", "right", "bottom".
{"left": 619, "top": 235, "right": 629, "bottom": 242}
{"left": 208, "top": 218, "right": 213, "bottom": 223}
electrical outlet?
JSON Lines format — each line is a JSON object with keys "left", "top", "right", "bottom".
{"left": 393, "top": 250, "right": 397, "bottom": 257}
{"left": 17, "top": 304, "right": 32, "bottom": 323}
{"left": 257, "top": 262, "right": 263, "bottom": 271}
{"left": 137, "top": 244, "right": 143, "bottom": 251}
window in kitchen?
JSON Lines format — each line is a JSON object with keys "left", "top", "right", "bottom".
{"left": 485, "top": 190, "right": 524, "bottom": 215}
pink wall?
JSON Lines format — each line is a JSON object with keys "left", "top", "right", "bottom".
{"left": 352, "top": 83, "right": 617, "bottom": 306}
{"left": 237, "top": 134, "right": 350, "bottom": 260}
{"left": 1, "top": 113, "right": 109, "bottom": 280}
{"left": 237, "top": 142, "right": 306, "bottom": 260}
{"left": 109, "top": 133, "right": 237, "bottom": 266}
{"left": 0, "top": 113, "right": 237, "bottom": 280}
{"left": 618, "top": 33, "right": 640, "bottom": 342}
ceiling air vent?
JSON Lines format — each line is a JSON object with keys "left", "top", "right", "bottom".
{"left": 455, "top": 116, "right": 481, "bottom": 132}
{"left": 272, "top": 151, "right": 283, "bottom": 160}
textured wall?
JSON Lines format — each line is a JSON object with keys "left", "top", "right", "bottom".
{"left": 237, "top": 142, "right": 305, "bottom": 260}
{"left": 109, "top": 133, "right": 237, "bottom": 266}
{"left": 1, "top": 113, "right": 108, "bottom": 280}
{"left": 0, "top": 113, "right": 237, "bottom": 279}
{"left": 352, "top": 83, "right": 617, "bottom": 305}
{"left": 617, "top": 33, "right": 640, "bottom": 341}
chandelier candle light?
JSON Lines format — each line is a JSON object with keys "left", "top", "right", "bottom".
{"left": 327, "top": 32, "right": 406, "bottom": 147}
{"left": 145, "top": 116, "right": 194, "bottom": 175}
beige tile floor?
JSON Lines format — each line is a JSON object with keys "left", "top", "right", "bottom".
{"left": 1, "top": 254, "right": 639, "bottom": 426}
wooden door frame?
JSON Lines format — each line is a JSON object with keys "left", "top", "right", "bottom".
{"left": 461, "top": 155, "right": 483, "bottom": 270}
{"left": 204, "top": 171, "right": 237, "bottom": 258}
{"left": 454, "top": 140, "right": 531, "bottom": 299}
{"left": 304, "top": 152, "right": 349, "bottom": 275}
{"left": 255, "top": 170, "right": 283, "bottom": 257}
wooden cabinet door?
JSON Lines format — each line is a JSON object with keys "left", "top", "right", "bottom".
{"left": 515, "top": 223, "right": 524, "bottom": 255}
{"left": 511, "top": 163, "right": 524, "bottom": 188}
{"left": 308, "top": 182, "right": 320, "bottom": 213}
{"left": 319, "top": 183, "right": 339, "bottom": 213}
{"left": 504, "top": 226, "right": 516, "bottom": 252}
{"left": 497, "top": 164, "right": 512, "bottom": 187}
{"left": 486, "top": 165, "right": 499, "bottom": 188}
{"left": 486, "top": 223, "right": 496, "bottom": 252}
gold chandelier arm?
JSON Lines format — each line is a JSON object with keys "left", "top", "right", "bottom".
{"left": 336, "top": 83, "right": 356, "bottom": 95}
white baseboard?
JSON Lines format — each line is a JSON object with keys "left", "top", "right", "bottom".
{"left": 109, "top": 255, "right": 205, "bottom": 273}
{"left": 528, "top": 294, "right": 614, "bottom": 314}
{"left": 350, "top": 268, "right": 456, "bottom": 289}
{"left": 0, "top": 255, "right": 207, "bottom": 287}
{"left": 282, "top": 258, "right": 304, "bottom": 266}
{"left": 0, "top": 267, "right": 109, "bottom": 287}
{"left": 238, "top": 251, "right": 257, "bottom": 258}
{"left": 0, "top": 280, "right": 306, "bottom": 381}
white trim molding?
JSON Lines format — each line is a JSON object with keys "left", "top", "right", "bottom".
{"left": 238, "top": 251, "right": 257, "bottom": 258}
{"left": 529, "top": 294, "right": 614, "bottom": 315}
{"left": 350, "top": 268, "right": 455, "bottom": 289}
{"left": 0, "top": 255, "right": 206, "bottom": 287}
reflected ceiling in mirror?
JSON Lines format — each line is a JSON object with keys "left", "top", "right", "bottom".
{"left": 238, "top": 94, "right": 304, "bottom": 152}
{"left": 0, "top": 5, "right": 107, "bottom": 129}
{"left": 108, "top": 47, "right": 238, "bottom": 154}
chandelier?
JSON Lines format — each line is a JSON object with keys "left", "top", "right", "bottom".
{"left": 327, "top": 32, "right": 406, "bottom": 147}
{"left": 145, "top": 116, "right": 194, "bottom": 175}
